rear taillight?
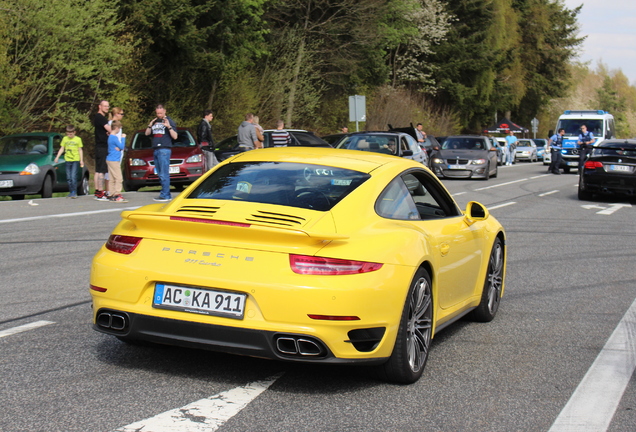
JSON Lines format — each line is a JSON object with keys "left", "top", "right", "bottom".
{"left": 290, "top": 254, "right": 383, "bottom": 275}
{"left": 106, "top": 235, "right": 142, "bottom": 254}
{"left": 584, "top": 161, "right": 603, "bottom": 169}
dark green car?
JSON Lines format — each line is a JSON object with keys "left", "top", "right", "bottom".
{"left": 0, "top": 132, "right": 90, "bottom": 199}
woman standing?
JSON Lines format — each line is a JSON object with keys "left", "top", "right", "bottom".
{"left": 105, "top": 107, "right": 125, "bottom": 193}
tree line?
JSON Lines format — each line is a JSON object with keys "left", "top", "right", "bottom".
{"left": 0, "top": 0, "right": 588, "bottom": 145}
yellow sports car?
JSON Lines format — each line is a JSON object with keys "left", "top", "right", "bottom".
{"left": 90, "top": 147, "right": 506, "bottom": 384}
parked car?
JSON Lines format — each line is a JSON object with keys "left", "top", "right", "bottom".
{"left": 321, "top": 133, "right": 350, "bottom": 146}
{"left": 495, "top": 137, "right": 516, "bottom": 164}
{"left": 0, "top": 132, "right": 89, "bottom": 199}
{"left": 213, "top": 130, "right": 331, "bottom": 163}
{"left": 334, "top": 131, "right": 428, "bottom": 166}
{"left": 90, "top": 146, "right": 506, "bottom": 384}
{"left": 578, "top": 139, "right": 636, "bottom": 200}
{"left": 514, "top": 139, "right": 538, "bottom": 162}
{"left": 123, "top": 128, "right": 206, "bottom": 192}
{"left": 488, "top": 137, "right": 505, "bottom": 165}
{"left": 387, "top": 125, "right": 440, "bottom": 164}
{"left": 533, "top": 139, "right": 548, "bottom": 161}
{"left": 430, "top": 135, "right": 498, "bottom": 179}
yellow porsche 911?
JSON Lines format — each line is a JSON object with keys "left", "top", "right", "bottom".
{"left": 90, "top": 147, "right": 506, "bottom": 384}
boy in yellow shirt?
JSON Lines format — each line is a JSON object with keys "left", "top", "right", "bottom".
{"left": 54, "top": 125, "right": 84, "bottom": 198}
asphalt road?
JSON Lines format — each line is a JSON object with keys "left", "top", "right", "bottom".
{"left": 1, "top": 162, "right": 635, "bottom": 432}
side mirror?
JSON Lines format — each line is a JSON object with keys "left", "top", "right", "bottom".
{"left": 464, "top": 201, "right": 489, "bottom": 226}
{"left": 402, "top": 150, "right": 413, "bottom": 156}
{"left": 489, "top": 147, "right": 497, "bottom": 152}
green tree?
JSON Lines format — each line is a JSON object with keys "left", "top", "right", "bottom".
{"left": 0, "top": 0, "right": 131, "bottom": 134}
{"left": 513, "top": 0, "right": 583, "bottom": 125}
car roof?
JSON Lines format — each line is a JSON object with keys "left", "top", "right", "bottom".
{"left": 1, "top": 132, "right": 61, "bottom": 138}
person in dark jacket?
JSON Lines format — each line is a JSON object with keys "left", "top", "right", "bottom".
{"left": 197, "top": 110, "right": 214, "bottom": 146}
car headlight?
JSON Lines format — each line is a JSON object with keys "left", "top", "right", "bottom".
{"left": 20, "top": 163, "right": 40, "bottom": 175}
{"left": 432, "top": 158, "right": 444, "bottom": 164}
{"left": 129, "top": 158, "right": 147, "bottom": 166}
{"left": 470, "top": 159, "right": 487, "bottom": 165}
{"left": 186, "top": 154, "right": 202, "bottom": 163}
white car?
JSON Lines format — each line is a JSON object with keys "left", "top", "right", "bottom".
{"left": 514, "top": 139, "right": 538, "bottom": 162}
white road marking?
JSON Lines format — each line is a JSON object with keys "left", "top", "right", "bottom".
{"left": 0, "top": 207, "right": 141, "bottom": 224}
{"left": 475, "top": 178, "right": 528, "bottom": 191}
{"left": 581, "top": 203, "right": 632, "bottom": 215}
{"left": 487, "top": 202, "right": 516, "bottom": 210}
{"left": 539, "top": 190, "right": 559, "bottom": 196}
{"left": 452, "top": 192, "right": 467, "bottom": 196}
{"left": 116, "top": 373, "right": 284, "bottom": 432}
{"left": 0, "top": 320, "right": 54, "bottom": 338}
{"left": 530, "top": 174, "right": 550, "bottom": 179}
{"left": 549, "top": 298, "right": 636, "bottom": 432}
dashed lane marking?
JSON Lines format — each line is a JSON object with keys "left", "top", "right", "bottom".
{"left": 487, "top": 202, "right": 517, "bottom": 210}
{"left": 539, "top": 190, "right": 559, "bottom": 196}
{"left": 475, "top": 178, "right": 528, "bottom": 191}
{"left": 116, "top": 373, "right": 284, "bottom": 432}
{"left": 0, "top": 320, "right": 54, "bottom": 338}
{"left": 549, "top": 298, "right": 636, "bottom": 432}
{"left": 0, "top": 207, "right": 141, "bottom": 224}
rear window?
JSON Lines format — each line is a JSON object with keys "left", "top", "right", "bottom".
{"left": 187, "top": 162, "right": 370, "bottom": 211}
{"left": 592, "top": 143, "right": 636, "bottom": 157}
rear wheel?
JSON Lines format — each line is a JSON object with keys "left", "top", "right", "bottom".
{"left": 378, "top": 268, "right": 433, "bottom": 384}
{"left": 471, "top": 238, "right": 504, "bottom": 322}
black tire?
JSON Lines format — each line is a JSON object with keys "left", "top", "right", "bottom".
{"left": 124, "top": 181, "right": 139, "bottom": 192}
{"left": 77, "top": 174, "right": 90, "bottom": 196}
{"left": 470, "top": 238, "right": 504, "bottom": 322}
{"left": 377, "top": 268, "right": 433, "bottom": 384}
{"left": 41, "top": 175, "right": 53, "bottom": 198}
{"left": 482, "top": 163, "right": 490, "bottom": 180}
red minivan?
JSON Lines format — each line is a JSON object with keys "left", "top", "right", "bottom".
{"left": 123, "top": 128, "right": 207, "bottom": 192}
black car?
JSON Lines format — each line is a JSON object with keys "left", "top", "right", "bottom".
{"left": 321, "top": 133, "right": 350, "bottom": 145}
{"left": 578, "top": 139, "right": 636, "bottom": 200}
{"left": 213, "top": 130, "right": 331, "bottom": 163}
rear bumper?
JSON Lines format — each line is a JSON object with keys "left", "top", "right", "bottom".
{"left": 93, "top": 309, "right": 387, "bottom": 365}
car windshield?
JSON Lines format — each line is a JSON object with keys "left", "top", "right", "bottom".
{"left": 131, "top": 131, "right": 194, "bottom": 150}
{"left": 441, "top": 138, "right": 486, "bottom": 150}
{"left": 187, "top": 162, "right": 370, "bottom": 211}
{"left": 0, "top": 136, "right": 49, "bottom": 155}
{"left": 556, "top": 119, "right": 603, "bottom": 136}
{"left": 592, "top": 143, "right": 636, "bottom": 157}
{"left": 336, "top": 134, "right": 399, "bottom": 155}
{"left": 291, "top": 132, "right": 327, "bottom": 146}
{"left": 516, "top": 141, "right": 533, "bottom": 147}
{"left": 532, "top": 139, "right": 546, "bottom": 147}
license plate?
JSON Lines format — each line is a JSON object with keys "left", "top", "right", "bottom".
{"left": 609, "top": 164, "right": 631, "bottom": 172}
{"left": 153, "top": 283, "right": 246, "bottom": 319}
{"left": 566, "top": 161, "right": 578, "bottom": 166}
{"left": 0, "top": 180, "right": 13, "bottom": 188}
{"left": 448, "top": 165, "right": 464, "bottom": 169}
{"left": 153, "top": 166, "right": 180, "bottom": 175}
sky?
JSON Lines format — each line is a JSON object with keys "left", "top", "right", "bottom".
{"left": 562, "top": 0, "right": 636, "bottom": 84}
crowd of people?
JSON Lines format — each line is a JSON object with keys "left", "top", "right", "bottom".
{"left": 69, "top": 101, "right": 299, "bottom": 203}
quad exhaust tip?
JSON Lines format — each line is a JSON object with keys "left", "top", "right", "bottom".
{"left": 275, "top": 336, "right": 325, "bottom": 357}
{"left": 96, "top": 311, "right": 128, "bottom": 332}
